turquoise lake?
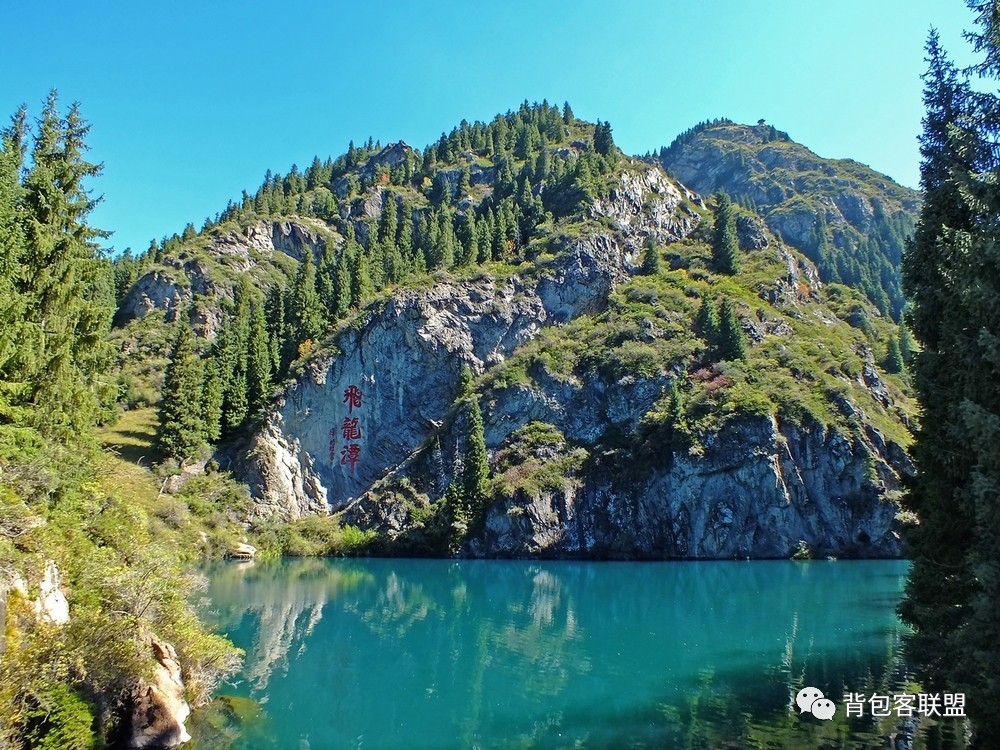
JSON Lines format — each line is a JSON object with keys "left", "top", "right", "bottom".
{"left": 190, "top": 558, "right": 968, "bottom": 749}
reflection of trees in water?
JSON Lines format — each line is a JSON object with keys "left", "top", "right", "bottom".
{"left": 198, "top": 559, "right": 959, "bottom": 749}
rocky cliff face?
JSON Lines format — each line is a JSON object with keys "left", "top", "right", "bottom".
{"left": 243, "top": 168, "right": 699, "bottom": 518}
{"left": 240, "top": 162, "right": 911, "bottom": 559}
{"left": 471, "top": 415, "right": 903, "bottom": 559}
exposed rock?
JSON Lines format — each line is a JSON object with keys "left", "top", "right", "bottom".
{"left": 235, "top": 163, "right": 910, "bottom": 560}
{"left": 590, "top": 167, "right": 700, "bottom": 245}
{"left": 468, "top": 414, "right": 902, "bottom": 559}
{"left": 736, "top": 214, "right": 769, "bottom": 250}
{"left": 33, "top": 560, "right": 69, "bottom": 626}
{"left": 362, "top": 141, "right": 412, "bottom": 175}
{"left": 243, "top": 171, "right": 698, "bottom": 520}
{"left": 128, "top": 635, "right": 191, "bottom": 749}
{"left": 227, "top": 543, "right": 257, "bottom": 559}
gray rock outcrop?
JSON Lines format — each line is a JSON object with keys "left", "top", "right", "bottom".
{"left": 244, "top": 169, "right": 696, "bottom": 519}
{"left": 470, "top": 414, "right": 902, "bottom": 559}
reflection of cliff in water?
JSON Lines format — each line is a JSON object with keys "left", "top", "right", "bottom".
{"left": 196, "top": 559, "right": 967, "bottom": 750}
{"left": 201, "top": 559, "right": 372, "bottom": 693}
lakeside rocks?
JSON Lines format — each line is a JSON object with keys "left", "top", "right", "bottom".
{"left": 127, "top": 634, "right": 192, "bottom": 749}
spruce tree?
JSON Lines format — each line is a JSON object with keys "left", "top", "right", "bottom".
{"left": 884, "top": 336, "right": 904, "bottom": 374}
{"left": 695, "top": 296, "right": 719, "bottom": 344}
{"left": 332, "top": 248, "right": 353, "bottom": 318}
{"left": 290, "top": 251, "right": 324, "bottom": 344}
{"left": 159, "top": 322, "right": 205, "bottom": 461}
{"left": 717, "top": 298, "right": 747, "bottom": 360}
{"left": 0, "top": 107, "right": 28, "bottom": 438}
{"left": 899, "top": 22, "right": 994, "bottom": 739}
{"left": 641, "top": 235, "right": 661, "bottom": 275}
{"left": 201, "top": 359, "right": 224, "bottom": 444}
{"left": 463, "top": 399, "right": 490, "bottom": 521}
{"left": 351, "top": 250, "right": 375, "bottom": 306}
{"left": 593, "top": 119, "right": 615, "bottom": 157}
{"left": 18, "top": 94, "right": 114, "bottom": 437}
{"left": 220, "top": 288, "right": 251, "bottom": 435}
{"left": 711, "top": 191, "right": 740, "bottom": 275}
{"left": 247, "top": 300, "right": 272, "bottom": 416}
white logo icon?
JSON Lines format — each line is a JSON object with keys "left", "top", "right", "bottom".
{"left": 795, "top": 687, "right": 837, "bottom": 720}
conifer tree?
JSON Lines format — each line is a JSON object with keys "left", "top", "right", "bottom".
{"left": 641, "top": 235, "right": 661, "bottom": 275}
{"left": 332, "top": 248, "right": 353, "bottom": 318}
{"left": 463, "top": 399, "right": 490, "bottom": 521}
{"left": 0, "top": 107, "right": 28, "bottom": 437}
{"left": 459, "top": 211, "right": 478, "bottom": 266}
{"left": 159, "top": 322, "right": 205, "bottom": 461}
{"left": 711, "top": 192, "right": 740, "bottom": 275}
{"left": 717, "top": 298, "right": 747, "bottom": 360}
{"left": 884, "top": 336, "right": 904, "bottom": 374}
{"left": 290, "top": 251, "right": 324, "bottom": 344}
{"left": 351, "top": 250, "right": 374, "bottom": 306}
{"left": 201, "top": 359, "right": 224, "bottom": 444}
{"left": 18, "top": 93, "right": 114, "bottom": 437}
{"left": 220, "top": 287, "right": 251, "bottom": 435}
{"left": 247, "top": 300, "right": 272, "bottom": 416}
{"left": 695, "top": 296, "right": 719, "bottom": 344}
{"left": 593, "top": 120, "right": 615, "bottom": 156}
{"left": 899, "top": 24, "right": 990, "bottom": 734}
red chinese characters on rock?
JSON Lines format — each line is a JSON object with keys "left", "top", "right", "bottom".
{"left": 337, "top": 384, "right": 364, "bottom": 473}
{"left": 341, "top": 417, "right": 362, "bottom": 441}
{"left": 343, "top": 385, "right": 363, "bottom": 413}
{"left": 340, "top": 444, "right": 361, "bottom": 472}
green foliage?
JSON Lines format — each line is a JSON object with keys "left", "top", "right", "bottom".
{"left": 898, "top": 17, "right": 1000, "bottom": 743}
{"left": 0, "top": 97, "right": 243, "bottom": 748}
{"left": 641, "top": 235, "right": 662, "bottom": 276}
{"left": 21, "top": 684, "right": 96, "bottom": 750}
{"left": 0, "top": 93, "right": 114, "bottom": 443}
{"left": 695, "top": 296, "right": 719, "bottom": 343}
{"left": 462, "top": 399, "right": 490, "bottom": 521}
{"left": 717, "top": 298, "right": 747, "bottom": 361}
{"left": 158, "top": 322, "right": 205, "bottom": 462}
{"left": 884, "top": 335, "right": 904, "bottom": 374}
{"left": 711, "top": 192, "right": 739, "bottom": 275}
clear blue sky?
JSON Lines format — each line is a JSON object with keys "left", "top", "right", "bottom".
{"left": 0, "top": 0, "right": 982, "bottom": 255}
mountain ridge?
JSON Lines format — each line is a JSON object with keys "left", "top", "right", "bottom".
{"left": 109, "top": 104, "right": 917, "bottom": 560}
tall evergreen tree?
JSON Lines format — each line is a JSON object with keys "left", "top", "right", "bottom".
{"left": 899, "top": 20, "right": 1000, "bottom": 742}
{"left": 884, "top": 336, "right": 904, "bottom": 374}
{"left": 593, "top": 119, "right": 615, "bottom": 156}
{"left": 289, "top": 251, "right": 324, "bottom": 344}
{"left": 463, "top": 399, "right": 490, "bottom": 521}
{"left": 717, "top": 298, "right": 747, "bottom": 361}
{"left": 711, "top": 191, "right": 740, "bottom": 275}
{"left": 18, "top": 93, "right": 114, "bottom": 437}
{"left": 247, "top": 300, "right": 272, "bottom": 416}
{"left": 641, "top": 235, "right": 661, "bottom": 275}
{"left": 201, "top": 359, "right": 224, "bottom": 444}
{"left": 695, "top": 296, "right": 719, "bottom": 344}
{"left": 220, "top": 287, "right": 251, "bottom": 435}
{"left": 159, "top": 322, "right": 205, "bottom": 461}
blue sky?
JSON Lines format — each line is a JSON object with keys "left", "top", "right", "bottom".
{"left": 0, "top": 0, "right": 983, "bottom": 255}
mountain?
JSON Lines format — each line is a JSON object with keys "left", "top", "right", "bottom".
{"left": 111, "top": 104, "right": 917, "bottom": 560}
{"left": 659, "top": 119, "right": 920, "bottom": 320}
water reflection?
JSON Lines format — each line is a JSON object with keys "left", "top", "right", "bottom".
{"left": 192, "top": 559, "right": 967, "bottom": 750}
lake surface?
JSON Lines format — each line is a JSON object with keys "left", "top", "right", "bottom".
{"left": 190, "top": 558, "right": 968, "bottom": 749}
